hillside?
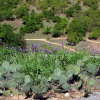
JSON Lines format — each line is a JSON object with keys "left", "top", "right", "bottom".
{"left": 0, "top": 0, "right": 100, "bottom": 100}
{"left": 0, "top": 0, "right": 100, "bottom": 49}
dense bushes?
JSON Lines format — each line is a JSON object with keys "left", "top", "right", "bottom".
{"left": 0, "top": 23, "right": 25, "bottom": 47}
{"left": 14, "top": 5, "right": 29, "bottom": 18}
{"left": 0, "top": 0, "right": 20, "bottom": 21}
{"left": 52, "top": 18, "right": 68, "bottom": 37}
{"left": 42, "top": 26, "right": 51, "bottom": 34}
{"left": 83, "top": 0, "right": 99, "bottom": 9}
{"left": 20, "top": 11, "right": 43, "bottom": 33}
{"left": 64, "top": 3, "right": 81, "bottom": 18}
{"left": 52, "top": 16, "right": 61, "bottom": 23}
{"left": 37, "top": 0, "right": 68, "bottom": 11}
{"left": 88, "top": 28, "right": 100, "bottom": 39}
{"left": 66, "top": 19, "right": 87, "bottom": 45}
{"left": 66, "top": 8, "right": 100, "bottom": 44}
{"left": 42, "top": 9, "right": 55, "bottom": 21}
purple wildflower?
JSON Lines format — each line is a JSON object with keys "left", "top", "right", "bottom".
{"left": 58, "top": 48, "right": 60, "bottom": 51}
{"left": 83, "top": 47, "right": 86, "bottom": 51}
{"left": 53, "top": 48, "right": 56, "bottom": 51}
{"left": 12, "top": 46, "right": 14, "bottom": 49}
{"left": 45, "top": 49, "right": 50, "bottom": 53}
{"left": 33, "top": 44, "right": 37, "bottom": 49}
{"left": 19, "top": 47, "right": 22, "bottom": 52}
{"left": 68, "top": 41, "right": 70, "bottom": 45}
{"left": 6, "top": 46, "right": 8, "bottom": 49}
{"left": 93, "top": 51, "right": 98, "bottom": 55}
{"left": 45, "top": 49, "right": 49, "bottom": 52}
{"left": 74, "top": 48, "right": 77, "bottom": 51}
{"left": 61, "top": 43, "right": 64, "bottom": 46}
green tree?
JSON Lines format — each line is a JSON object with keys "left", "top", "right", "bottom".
{"left": 14, "top": 5, "right": 29, "bottom": 18}
{"left": 0, "top": 23, "right": 24, "bottom": 46}
{"left": 88, "top": 29, "right": 100, "bottom": 40}
{"left": 42, "top": 26, "right": 51, "bottom": 34}
{"left": 52, "top": 16, "right": 61, "bottom": 23}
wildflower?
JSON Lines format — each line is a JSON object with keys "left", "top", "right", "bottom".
{"left": 53, "top": 48, "right": 56, "bottom": 51}
{"left": 45, "top": 49, "right": 50, "bottom": 53}
{"left": 27, "top": 42, "right": 30, "bottom": 44}
{"left": 58, "top": 48, "right": 60, "bottom": 51}
{"left": 12, "top": 46, "right": 14, "bottom": 49}
{"left": 6, "top": 46, "right": 8, "bottom": 49}
{"left": 83, "top": 48, "right": 86, "bottom": 51}
{"left": 45, "top": 49, "right": 49, "bottom": 52}
{"left": 61, "top": 43, "right": 64, "bottom": 46}
{"left": 33, "top": 44, "right": 37, "bottom": 49}
{"left": 74, "top": 48, "right": 77, "bottom": 51}
{"left": 68, "top": 41, "right": 70, "bottom": 45}
{"left": 93, "top": 51, "right": 98, "bottom": 55}
{"left": 19, "top": 47, "right": 22, "bottom": 52}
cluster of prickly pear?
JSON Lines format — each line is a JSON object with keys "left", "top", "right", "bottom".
{"left": 48, "top": 68, "right": 70, "bottom": 92}
{"left": 0, "top": 61, "right": 33, "bottom": 96}
{"left": 47, "top": 57, "right": 98, "bottom": 93}
{"left": 31, "top": 77, "right": 49, "bottom": 95}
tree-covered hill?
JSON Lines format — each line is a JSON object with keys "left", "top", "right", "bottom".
{"left": 0, "top": 0, "right": 100, "bottom": 46}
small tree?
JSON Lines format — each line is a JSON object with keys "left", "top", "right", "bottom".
{"left": 14, "top": 5, "right": 29, "bottom": 18}
{"left": 88, "top": 29, "right": 100, "bottom": 40}
{"left": 42, "top": 26, "right": 51, "bottom": 34}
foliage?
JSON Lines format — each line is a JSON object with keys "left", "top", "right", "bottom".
{"left": 52, "top": 18, "right": 68, "bottom": 37}
{"left": 0, "top": 61, "right": 32, "bottom": 96}
{"left": 84, "top": 9, "right": 100, "bottom": 28}
{"left": 83, "top": 0, "right": 99, "bottom": 9}
{"left": 42, "top": 26, "right": 51, "bottom": 34}
{"left": 37, "top": 0, "right": 68, "bottom": 11}
{"left": 0, "top": 23, "right": 25, "bottom": 47}
{"left": 0, "top": 0, "right": 20, "bottom": 21}
{"left": 42, "top": 9, "right": 55, "bottom": 21}
{"left": 67, "top": 18, "right": 87, "bottom": 45}
{"left": 52, "top": 16, "right": 61, "bottom": 23}
{"left": 88, "top": 28, "right": 100, "bottom": 40}
{"left": 20, "top": 11, "right": 43, "bottom": 33}
{"left": 64, "top": 3, "right": 81, "bottom": 18}
{"left": 0, "top": 45, "right": 100, "bottom": 98}
{"left": 14, "top": 5, "right": 29, "bottom": 18}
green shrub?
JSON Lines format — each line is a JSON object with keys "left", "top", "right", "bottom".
{"left": 52, "top": 16, "right": 61, "bottom": 23}
{"left": 0, "top": 23, "right": 25, "bottom": 47}
{"left": 20, "top": 12, "right": 43, "bottom": 33}
{"left": 42, "top": 9, "right": 55, "bottom": 20}
{"left": 42, "top": 26, "right": 51, "bottom": 34}
{"left": 88, "top": 29, "right": 100, "bottom": 40}
{"left": 14, "top": 5, "right": 29, "bottom": 18}
{"left": 64, "top": 3, "right": 81, "bottom": 17}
